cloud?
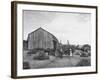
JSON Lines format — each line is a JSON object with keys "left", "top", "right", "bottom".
{"left": 23, "top": 10, "right": 91, "bottom": 45}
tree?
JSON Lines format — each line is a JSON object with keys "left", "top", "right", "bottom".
{"left": 81, "top": 44, "right": 91, "bottom": 56}
{"left": 81, "top": 44, "right": 91, "bottom": 52}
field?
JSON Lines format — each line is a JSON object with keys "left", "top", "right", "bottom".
{"left": 23, "top": 50, "right": 91, "bottom": 69}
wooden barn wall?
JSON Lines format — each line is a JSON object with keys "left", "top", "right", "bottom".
{"left": 23, "top": 40, "right": 28, "bottom": 50}
{"left": 28, "top": 29, "right": 57, "bottom": 50}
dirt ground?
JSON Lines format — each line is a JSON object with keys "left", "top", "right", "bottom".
{"left": 23, "top": 50, "right": 90, "bottom": 69}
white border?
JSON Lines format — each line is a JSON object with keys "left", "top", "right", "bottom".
{"left": 17, "top": 3, "right": 96, "bottom": 76}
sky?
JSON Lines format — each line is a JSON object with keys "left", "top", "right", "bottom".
{"left": 23, "top": 10, "right": 91, "bottom": 45}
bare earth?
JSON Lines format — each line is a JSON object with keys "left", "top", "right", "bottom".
{"left": 23, "top": 50, "right": 90, "bottom": 69}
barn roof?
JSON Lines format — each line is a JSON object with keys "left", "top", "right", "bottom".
{"left": 27, "top": 27, "right": 59, "bottom": 42}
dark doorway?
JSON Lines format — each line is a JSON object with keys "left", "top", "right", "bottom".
{"left": 53, "top": 40, "right": 57, "bottom": 51}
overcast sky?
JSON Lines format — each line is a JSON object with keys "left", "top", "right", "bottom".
{"left": 23, "top": 10, "right": 91, "bottom": 45}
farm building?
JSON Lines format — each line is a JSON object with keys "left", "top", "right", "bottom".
{"left": 23, "top": 40, "right": 28, "bottom": 50}
{"left": 27, "top": 27, "right": 59, "bottom": 50}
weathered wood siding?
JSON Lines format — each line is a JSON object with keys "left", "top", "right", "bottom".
{"left": 23, "top": 40, "right": 28, "bottom": 50}
{"left": 28, "top": 28, "right": 58, "bottom": 50}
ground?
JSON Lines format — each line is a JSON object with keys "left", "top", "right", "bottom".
{"left": 23, "top": 50, "right": 91, "bottom": 69}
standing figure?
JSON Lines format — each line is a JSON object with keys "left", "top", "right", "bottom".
{"left": 69, "top": 48, "right": 73, "bottom": 56}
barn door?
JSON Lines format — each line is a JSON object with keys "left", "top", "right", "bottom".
{"left": 53, "top": 40, "right": 57, "bottom": 51}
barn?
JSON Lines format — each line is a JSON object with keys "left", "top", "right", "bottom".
{"left": 23, "top": 40, "right": 28, "bottom": 50}
{"left": 27, "top": 27, "right": 59, "bottom": 50}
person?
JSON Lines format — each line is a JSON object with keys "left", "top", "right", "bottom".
{"left": 69, "top": 48, "right": 73, "bottom": 56}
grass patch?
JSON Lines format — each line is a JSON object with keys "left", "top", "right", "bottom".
{"left": 76, "top": 59, "right": 91, "bottom": 66}
{"left": 33, "top": 50, "right": 49, "bottom": 60}
{"left": 23, "top": 61, "right": 31, "bottom": 69}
